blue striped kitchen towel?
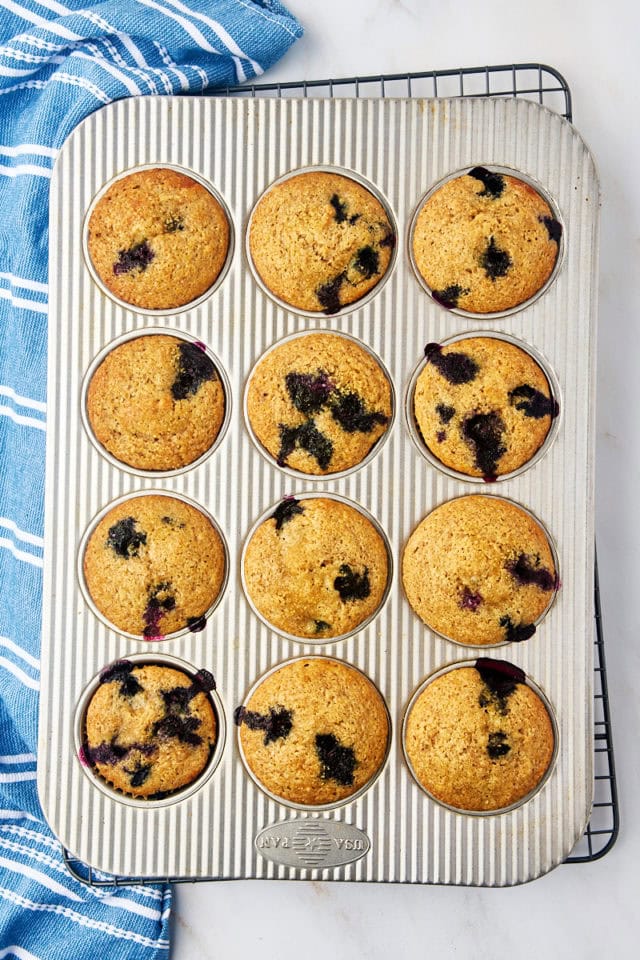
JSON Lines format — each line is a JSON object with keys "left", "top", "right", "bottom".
{"left": 0, "top": 2, "right": 302, "bottom": 956}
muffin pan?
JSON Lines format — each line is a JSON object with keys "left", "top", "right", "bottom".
{"left": 38, "top": 94, "right": 599, "bottom": 885}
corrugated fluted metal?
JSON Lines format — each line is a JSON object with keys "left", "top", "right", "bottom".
{"left": 38, "top": 95, "right": 598, "bottom": 885}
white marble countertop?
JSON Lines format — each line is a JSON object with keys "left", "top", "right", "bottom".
{"left": 172, "top": 2, "right": 640, "bottom": 956}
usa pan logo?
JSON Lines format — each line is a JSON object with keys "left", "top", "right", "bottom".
{"left": 255, "top": 819, "right": 370, "bottom": 869}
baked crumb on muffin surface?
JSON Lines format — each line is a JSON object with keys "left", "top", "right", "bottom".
{"left": 402, "top": 495, "right": 557, "bottom": 646}
{"left": 246, "top": 332, "right": 391, "bottom": 475}
{"left": 84, "top": 662, "right": 217, "bottom": 798}
{"left": 412, "top": 167, "right": 561, "bottom": 313}
{"left": 236, "top": 657, "right": 389, "bottom": 805}
{"left": 413, "top": 337, "right": 557, "bottom": 479}
{"left": 87, "top": 335, "right": 225, "bottom": 471}
{"left": 87, "top": 167, "right": 229, "bottom": 309}
{"left": 249, "top": 170, "right": 394, "bottom": 313}
{"left": 404, "top": 659, "right": 554, "bottom": 811}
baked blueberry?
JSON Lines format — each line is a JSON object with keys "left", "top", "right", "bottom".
{"left": 271, "top": 497, "right": 305, "bottom": 531}
{"left": 509, "top": 383, "right": 559, "bottom": 420}
{"left": 99, "top": 660, "right": 143, "bottom": 698}
{"left": 285, "top": 370, "right": 333, "bottom": 415}
{"left": 468, "top": 166, "right": 505, "bottom": 198}
{"left": 106, "top": 517, "right": 147, "bottom": 559}
{"left": 480, "top": 236, "right": 512, "bottom": 280}
{"left": 505, "top": 553, "right": 556, "bottom": 591}
{"left": 234, "top": 704, "right": 294, "bottom": 745}
{"left": 171, "top": 341, "right": 216, "bottom": 401}
{"left": 425, "top": 343, "right": 479, "bottom": 384}
{"left": 461, "top": 411, "right": 507, "bottom": 479}
{"left": 487, "top": 731, "right": 511, "bottom": 758}
{"left": 431, "top": 284, "right": 470, "bottom": 308}
{"left": 113, "top": 240, "right": 154, "bottom": 276}
{"left": 499, "top": 614, "right": 536, "bottom": 643}
{"left": 330, "top": 390, "right": 389, "bottom": 434}
{"left": 315, "top": 732, "right": 356, "bottom": 786}
{"left": 333, "top": 564, "right": 371, "bottom": 602}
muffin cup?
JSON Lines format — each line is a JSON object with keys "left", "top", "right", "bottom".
{"left": 243, "top": 328, "right": 395, "bottom": 480}
{"left": 83, "top": 163, "right": 234, "bottom": 315}
{"left": 81, "top": 326, "right": 232, "bottom": 478}
{"left": 405, "top": 330, "right": 562, "bottom": 483}
{"left": 236, "top": 654, "right": 391, "bottom": 811}
{"left": 240, "top": 491, "right": 393, "bottom": 644}
{"left": 408, "top": 164, "right": 565, "bottom": 320}
{"left": 75, "top": 652, "right": 226, "bottom": 808}
{"left": 245, "top": 165, "right": 398, "bottom": 318}
{"left": 78, "top": 489, "right": 229, "bottom": 641}
{"left": 402, "top": 658, "right": 558, "bottom": 816}
{"left": 402, "top": 493, "right": 560, "bottom": 649}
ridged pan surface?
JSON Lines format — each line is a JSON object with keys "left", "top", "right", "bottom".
{"left": 38, "top": 95, "right": 599, "bottom": 885}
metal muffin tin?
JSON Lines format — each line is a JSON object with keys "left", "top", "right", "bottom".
{"left": 38, "top": 94, "right": 599, "bottom": 885}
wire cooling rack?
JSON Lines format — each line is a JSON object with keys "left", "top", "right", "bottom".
{"left": 62, "top": 63, "right": 618, "bottom": 885}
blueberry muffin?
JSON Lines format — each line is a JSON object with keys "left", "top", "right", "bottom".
{"left": 248, "top": 171, "right": 395, "bottom": 313}
{"left": 402, "top": 495, "right": 557, "bottom": 646}
{"left": 83, "top": 494, "right": 226, "bottom": 638}
{"left": 412, "top": 166, "right": 561, "bottom": 313}
{"left": 413, "top": 338, "right": 558, "bottom": 479}
{"left": 87, "top": 167, "right": 229, "bottom": 310}
{"left": 246, "top": 332, "right": 391, "bottom": 475}
{"left": 404, "top": 659, "right": 555, "bottom": 811}
{"left": 236, "top": 657, "right": 389, "bottom": 805}
{"left": 83, "top": 661, "right": 216, "bottom": 798}
{"left": 87, "top": 335, "right": 225, "bottom": 471}
{"left": 243, "top": 497, "right": 389, "bottom": 639}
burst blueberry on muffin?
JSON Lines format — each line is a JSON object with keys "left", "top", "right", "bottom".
{"left": 402, "top": 495, "right": 557, "bottom": 645}
{"left": 404, "top": 659, "right": 555, "bottom": 811}
{"left": 243, "top": 497, "right": 389, "bottom": 639}
{"left": 413, "top": 337, "right": 558, "bottom": 479}
{"left": 87, "top": 167, "right": 230, "bottom": 309}
{"left": 83, "top": 661, "right": 217, "bottom": 798}
{"left": 87, "top": 334, "right": 225, "bottom": 471}
{"left": 412, "top": 166, "right": 561, "bottom": 313}
{"left": 236, "top": 657, "right": 389, "bottom": 805}
{"left": 246, "top": 332, "right": 391, "bottom": 475}
{"left": 248, "top": 171, "right": 394, "bottom": 313}
{"left": 83, "top": 494, "right": 226, "bottom": 638}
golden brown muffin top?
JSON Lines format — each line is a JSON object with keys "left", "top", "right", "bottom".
{"left": 246, "top": 332, "right": 391, "bottom": 475}
{"left": 243, "top": 497, "right": 389, "bottom": 639}
{"left": 404, "top": 660, "right": 554, "bottom": 811}
{"left": 237, "top": 657, "right": 389, "bottom": 805}
{"left": 402, "top": 495, "right": 557, "bottom": 645}
{"left": 87, "top": 167, "right": 229, "bottom": 310}
{"left": 249, "top": 170, "right": 394, "bottom": 313}
{"left": 83, "top": 494, "right": 226, "bottom": 638}
{"left": 413, "top": 337, "right": 557, "bottom": 479}
{"left": 84, "top": 662, "right": 217, "bottom": 799}
{"left": 87, "top": 335, "right": 225, "bottom": 471}
{"left": 412, "top": 167, "right": 561, "bottom": 313}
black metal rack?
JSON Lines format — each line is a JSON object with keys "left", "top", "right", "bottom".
{"left": 62, "top": 63, "right": 617, "bottom": 884}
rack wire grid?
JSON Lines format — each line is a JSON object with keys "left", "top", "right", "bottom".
{"left": 61, "top": 62, "right": 618, "bottom": 886}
